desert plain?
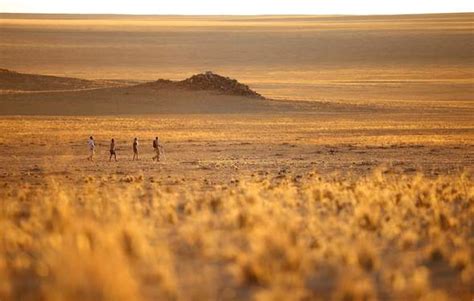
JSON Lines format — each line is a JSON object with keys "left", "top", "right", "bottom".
{"left": 0, "top": 13, "right": 473, "bottom": 301}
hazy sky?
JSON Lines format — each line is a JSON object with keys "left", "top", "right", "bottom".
{"left": 0, "top": 0, "right": 473, "bottom": 15}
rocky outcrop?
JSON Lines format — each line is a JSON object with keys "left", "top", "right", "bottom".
{"left": 145, "top": 71, "right": 264, "bottom": 99}
{"left": 179, "top": 72, "right": 263, "bottom": 99}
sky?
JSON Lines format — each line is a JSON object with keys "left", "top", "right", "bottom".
{"left": 0, "top": 0, "right": 473, "bottom": 15}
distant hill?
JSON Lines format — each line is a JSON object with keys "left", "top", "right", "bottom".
{"left": 141, "top": 71, "right": 264, "bottom": 99}
{"left": 0, "top": 69, "right": 275, "bottom": 114}
{"left": 0, "top": 69, "right": 367, "bottom": 115}
{"left": 0, "top": 69, "right": 263, "bottom": 98}
{"left": 0, "top": 68, "right": 109, "bottom": 92}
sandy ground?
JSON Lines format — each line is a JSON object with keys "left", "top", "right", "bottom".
{"left": 0, "top": 113, "right": 472, "bottom": 301}
{"left": 0, "top": 112, "right": 472, "bottom": 188}
{"left": 1, "top": 13, "right": 472, "bottom": 104}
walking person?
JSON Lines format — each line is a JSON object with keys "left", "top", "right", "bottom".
{"left": 132, "top": 137, "right": 139, "bottom": 160}
{"left": 109, "top": 138, "right": 117, "bottom": 162}
{"left": 87, "top": 136, "right": 95, "bottom": 161}
{"left": 152, "top": 137, "right": 161, "bottom": 162}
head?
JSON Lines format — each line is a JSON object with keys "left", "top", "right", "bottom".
{"left": 134, "top": 137, "right": 138, "bottom": 141}
{"left": 111, "top": 138, "right": 114, "bottom": 142}
{"left": 89, "top": 136, "right": 93, "bottom": 140}
{"left": 155, "top": 137, "right": 158, "bottom": 140}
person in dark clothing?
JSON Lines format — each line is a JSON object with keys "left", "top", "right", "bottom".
{"left": 109, "top": 138, "right": 117, "bottom": 162}
{"left": 132, "top": 137, "right": 139, "bottom": 161}
{"left": 152, "top": 137, "right": 161, "bottom": 162}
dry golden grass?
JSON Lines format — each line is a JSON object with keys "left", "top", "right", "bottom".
{"left": 0, "top": 112, "right": 471, "bottom": 301}
{"left": 1, "top": 11, "right": 472, "bottom": 301}
{"left": 0, "top": 169, "right": 472, "bottom": 300}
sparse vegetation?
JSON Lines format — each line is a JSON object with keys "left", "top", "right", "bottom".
{"left": 0, "top": 170, "right": 472, "bottom": 301}
{"left": 0, "top": 114, "right": 472, "bottom": 300}
{"left": 1, "top": 10, "right": 472, "bottom": 301}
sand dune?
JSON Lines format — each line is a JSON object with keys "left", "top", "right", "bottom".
{"left": 0, "top": 13, "right": 472, "bottom": 113}
{"left": 1, "top": 68, "right": 471, "bottom": 115}
{"left": 1, "top": 13, "right": 472, "bottom": 105}
{"left": 0, "top": 69, "right": 323, "bottom": 114}
{"left": 0, "top": 68, "right": 110, "bottom": 92}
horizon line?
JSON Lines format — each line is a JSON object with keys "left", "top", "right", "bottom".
{"left": 1, "top": 11, "right": 473, "bottom": 17}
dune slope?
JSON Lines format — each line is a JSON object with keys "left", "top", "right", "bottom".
{"left": 0, "top": 68, "right": 110, "bottom": 92}
{"left": 0, "top": 70, "right": 312, "bottom": 114}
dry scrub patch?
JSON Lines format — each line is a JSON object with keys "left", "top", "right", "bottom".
{"left": 0, "top": 170, "right": 472, "bottom": 300}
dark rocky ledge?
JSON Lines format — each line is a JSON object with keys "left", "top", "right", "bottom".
{"left": 144, "top": 71, "right": 264, "bottom": 99}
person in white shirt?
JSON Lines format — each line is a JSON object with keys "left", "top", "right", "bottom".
{"left": 87, "top": 136, "right": 95, "bottom": 161}
{"left": 152, "top": 136, "right": 163, "bottom": 162}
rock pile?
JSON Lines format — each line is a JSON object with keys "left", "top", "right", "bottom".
{"left": 147, "top": 71, "right": 264, "bottom": 99}
{"left": 179, "top": 71, "right": 263, "bottom": 99}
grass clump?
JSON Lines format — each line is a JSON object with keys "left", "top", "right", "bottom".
{"left": 0, "top": 171, "right": 472, "bottom": 300}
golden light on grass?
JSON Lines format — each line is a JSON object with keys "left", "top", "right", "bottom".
{"left": 0, "top": 170, "right": 472, "bottom": 300}
{"left": 0, "top": 11, "right": 472, "bottom": 301}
